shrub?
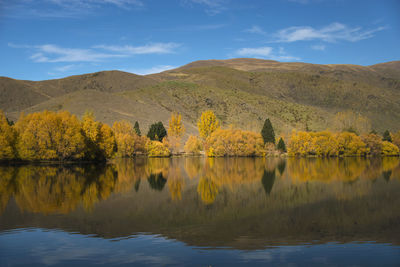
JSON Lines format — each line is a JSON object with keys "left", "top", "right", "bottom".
{"left": 146, "top": 140, "right": 171, "bottom": 157}
{"left": 336, "top": 132, "right": 368, "bottom": 156}
{"left": 361, "top": 133, "right": 383, "bottom": 155}
{"left": 184, "top": 135, "right": 203, "bottom": 154}
{"left": 382, "top": 141, "right": 399, "bottom": 156}
{"left": 206, "top": 128, "right": 264, "bottom": 157}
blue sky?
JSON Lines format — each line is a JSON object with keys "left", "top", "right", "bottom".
{"left": 0, "top": 0, "right": 399, "bottom": 80}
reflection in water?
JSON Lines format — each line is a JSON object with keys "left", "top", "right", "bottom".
{"left": 148, "top": 173, "right": 167, "bottom": 191}
{"left": 0, "top": 165, "right": 117, "bottom": 215}
{"left": 0, "top": 157, "right": 400, "bottom": 251}
{"left": 261, "top": 169, "right": 276, "bottom": 195}
{"left": 197, "top": 177, "right": 219, "bottom": 205}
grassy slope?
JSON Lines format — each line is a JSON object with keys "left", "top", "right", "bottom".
{"left": 2, "top": 59, "right": 400, "bottom": 134}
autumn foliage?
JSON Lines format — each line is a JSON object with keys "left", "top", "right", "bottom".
{"left": 1, "top": 108, "right": 399, "bottom": 161}
{"left": 15, "top": 111, "right": 86, "bottom": 160}
{"left": 288, "top": 130, "right": 399, "bottom": 157}
{"left": 113, "top": 120, "right": 136, "bottom": 157}
{"left": 206, "top": 128, "right": 265, "bottom": 157}
{"left": 197, "top": 110, "right": 220, "bottom": 140}
{"left": 165, "top": 112, "right": 185, "bottom": 154}
{"left": 184, "top": 135, "right": 203, "bottom": 154}
{"left": 0, "top": 111, "right": 17, "bottom": 160}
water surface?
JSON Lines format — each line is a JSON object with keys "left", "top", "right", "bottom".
{"left": 0, "top": 157, "right": 399, "bottom": 266}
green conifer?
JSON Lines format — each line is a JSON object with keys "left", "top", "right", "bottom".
{"left": 134, "top": 121, "right": 141, "bottom": 136}
{"left": 383, "top": 130, "right": 392, "bottom": 142}
{"left": 277, "top": 137, "right": 286, "bottom": 152}
{"left": 147, "top": 122, "right": 167, "bottom": 141}
{"left": 261, "top": 118, "right": 275, "bottom": 144}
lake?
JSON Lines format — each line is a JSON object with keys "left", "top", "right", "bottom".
{"left": 0, "top": 157, "right": 399, "bottom": 266}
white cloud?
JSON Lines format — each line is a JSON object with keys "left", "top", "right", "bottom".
{"left": 9, "top": 42, "right": 180, "bottom": 63}
{"left": 184, "top": 0, "right": 227, "bottom": 15}
{"left": 235, "top": 46, "right": 300, "bottom": 61}
{"left": 245, "top": 25, "right": 266, "bottom": 35}
{"left": 273, "top": 22, "right": 386, "bottom": 43}
{"left": 54, "top": 64, "right": 78, "bottom": 72}
{"left": 236, "top": 47, "right": 273, "bottom": 57}
{"left": 29, "top": 44, "right": 125, "bottom": 62}
{"left": 46, "top": 0, "right": 143, "bottom": 9}
{"left": 124, "top": 65, "right": 176, "bottom": 75}
{"left": 311, "top": 45, "right": 326, "bottom": 51}
{"left": 94, "top": 43, "right": 180, "bottom": 55}
{"left": 2, "top": 0, "right": 144, "bottom": 18}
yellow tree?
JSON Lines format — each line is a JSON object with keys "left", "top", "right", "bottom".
{"left": 184, "top": 135, "right": 203, "bottom": 154}
{"left": 16, "top": 111, "right": 85, "bottom": 160}
{"left": 81, "top": 111, "right": 115, "bottom": 160}
{"left": 98, "top": 124, "right": 116, "bottom": 159}
{"left": 197, "top": 110, "right": 220, "bottom": 140}
{"left": 0, "top": 110, "right": 17, "bottom": 160}
{"left": 81, "top": 111, "right": 101, "bottom": 159}
{"left": 166, "top": 112, "right": 185, "bottom": 153}
{"left": 332, "top": 110, "right": 371, "bottom": 134}
{"left": 112, "top": 121, "right": 136, "bottom": 158}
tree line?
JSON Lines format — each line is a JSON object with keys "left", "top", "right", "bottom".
{"left": 0, "top": 109, "right": 399, "bottom": 161}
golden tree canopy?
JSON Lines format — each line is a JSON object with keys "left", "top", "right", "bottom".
{"left": 168, "top": 112, "right": 185, "bottom": 138}
{"left": 0, "top": 110, "right": 17, "bottom": 160}
{"left": 197, "top": 110, "right": 220, "bottom": 139}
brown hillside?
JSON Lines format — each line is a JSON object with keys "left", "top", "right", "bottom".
{"left": 1, "top": 59, "right": 400, "bottom": 135}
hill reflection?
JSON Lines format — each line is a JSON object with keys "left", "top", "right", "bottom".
{"left": 0, "top": 157, "right": 399, "bottom": 249}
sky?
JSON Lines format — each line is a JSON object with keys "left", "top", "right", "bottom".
{"left": 0, "top": 0, "right": 399, "bottom": 81}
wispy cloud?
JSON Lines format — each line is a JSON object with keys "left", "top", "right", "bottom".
{"left": 47, "top": 0, "right": 144, "bottom": 9}
{"left": 54, "top": 64, "right": 79, "bottom": 72}
{"left": 124, "top": 65, "right": 177, "bottom": 75}
{"left": 3, "top": 0, "right": 144, "bottom": 18}
{"left": 9, "top": 42, "right": 180, "bottom": 63}
{"left": 235, "top": 46, "right": 300, "bottom": 61}
{"left": 29, "top": 44, "right": 125, "bottom": 62}
{"left": 94, "top": 43, "right": 180, "bottom": 55}
{"left": 244, "top": 25, "right": 266, "bottom": 35}
{"left": 311, "top": 44, "right": 326, "bottom": 51}
{"left": 183, "top": 0, "right": 228, "bottom": 15}
{"left": 273, "top": 22, "right": 386, "bottom": 43}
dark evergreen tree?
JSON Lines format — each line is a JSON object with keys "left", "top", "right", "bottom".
{"left": 276, "top": 137, "right": 287, "bottom": 152}
{"left": 134, "top": 121, "right": 141, "bottom": 136}
{"left": 261, "top": 118, "right": 275, "bottom": 144}
{"left": 383, "top": 130, "right": 392, "bottom": 142}
{"left": 6, "top": 117, "right": 14, "bottom": 126}
{"left": 147, "top": 122, "right": 167, "bottom": 141}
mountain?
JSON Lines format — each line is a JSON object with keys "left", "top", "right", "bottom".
{"left": 1, "top": 58, "right": 400, "bottom": 137}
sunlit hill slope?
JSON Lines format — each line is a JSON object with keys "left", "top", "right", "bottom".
{"left": 1, "top": 58, "right": 400, "bottom": 136}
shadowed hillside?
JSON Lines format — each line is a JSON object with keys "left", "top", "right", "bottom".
{"left": 2, "top": 59, "right": 400, "bottom": 136}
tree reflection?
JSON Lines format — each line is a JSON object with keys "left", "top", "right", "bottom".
{"left": 197, "top": 177, "right": 219, "bottom": 205}
{"left": 148, "top": 173, "right": 167, "bottom": 191}
{"left": 167, "top": 160, "right": 185, "bottom": 201}
{"left": 0, "top": 164, "right": 118, "bottom": 215}
{"left": 261, "top": 169, "right": 276, "bottom": 195}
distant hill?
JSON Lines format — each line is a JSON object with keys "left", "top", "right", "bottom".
{"left": 2, "top": 58, "right": 400, "bottom": 137}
